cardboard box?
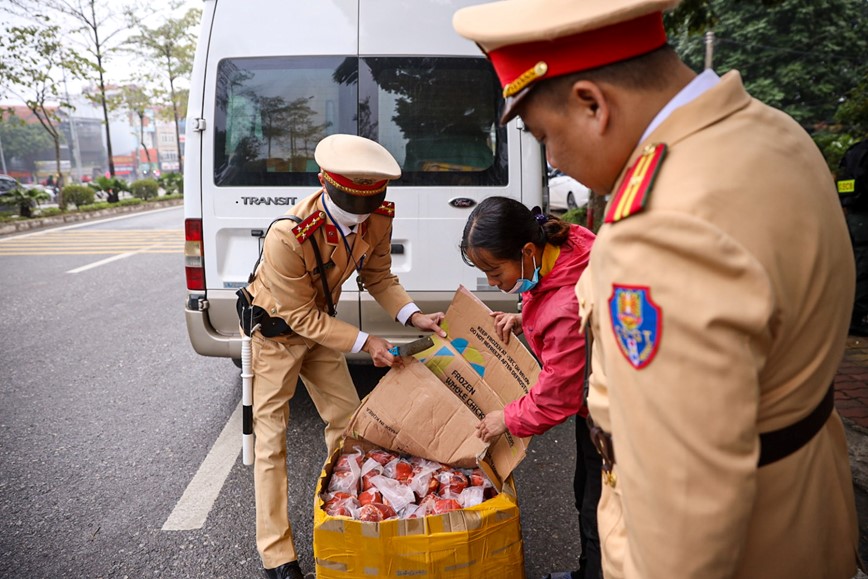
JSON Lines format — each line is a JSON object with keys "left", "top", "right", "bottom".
{"left": 313, "top": 286, "right": 541, "bottom": 578}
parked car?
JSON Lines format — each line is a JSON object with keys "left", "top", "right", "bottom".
{"left": 0, "top": 174, "right": 20, "bottom": 194}
{"left": 547, "top": 167, "right": 590, "bottom": 211}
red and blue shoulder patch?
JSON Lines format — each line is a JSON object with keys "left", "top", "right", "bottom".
{"left": 605, "top": 143, "right": 667, "bottom": 224}
{"left": 291, "top": 211, "right": 325, "bottom": 243}
{"left": 608, "top": 284, "right": 662, "bottom": 369}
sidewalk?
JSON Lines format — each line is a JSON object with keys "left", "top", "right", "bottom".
{"left": 838, "top": 335, "right": 868, "bottom": 492}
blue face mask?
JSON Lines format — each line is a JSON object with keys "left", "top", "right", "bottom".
{"left": 504, "top": 254, "right": 539, "bottom": 294}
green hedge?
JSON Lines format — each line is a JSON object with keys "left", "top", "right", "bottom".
{"left": 130, "top": 179, "right": 159, "bottom": 201}
{"left": 63, "top": 184, "right": 96, "bottom": 208}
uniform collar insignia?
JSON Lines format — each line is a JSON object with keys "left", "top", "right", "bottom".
{"left": 605, "top": 143, "right": 667, "bottom": 224}
{"left": 291, "top": 211, "right": 326, "bottom": 243}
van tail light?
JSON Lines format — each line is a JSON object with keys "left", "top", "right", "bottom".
{"left": 185, "top": 218, "right": 205, "bottom": 290}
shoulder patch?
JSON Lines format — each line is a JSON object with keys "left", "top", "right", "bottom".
{"left": 292, "top": 211, "right": 326, "bottom": 243}
{"left": 608, "top": 285, "right": 661, "bottom": 369}
{"left": 373, "top": 201, "right": 395, "bottom": 218}
{"left": 604, "top": 143, "right": 667, "bottom": 224}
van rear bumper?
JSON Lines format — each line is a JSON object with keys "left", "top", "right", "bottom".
{"left": 185, "top": 298, "right": 241, "bottom": 359}
{"left": 184, "top": 289, "right": 518, "bottom": 361}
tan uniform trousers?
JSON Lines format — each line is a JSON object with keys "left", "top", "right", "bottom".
{"left": 251, "top": 331, "right": 361, "bottom": 569}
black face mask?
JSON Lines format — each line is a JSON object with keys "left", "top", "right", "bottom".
{"left": 325, "top": 183, "right": 387, "bottom": 214}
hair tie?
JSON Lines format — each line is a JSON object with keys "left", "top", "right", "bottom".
{"left": 533, "top": 212, "right": 548, "bottom": 226}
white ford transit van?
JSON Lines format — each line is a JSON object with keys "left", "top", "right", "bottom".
{"left": 183, "top": 0, "right": 546, "bottom": 362}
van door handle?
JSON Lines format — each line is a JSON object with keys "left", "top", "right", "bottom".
{"left": 391, "top": 243, "right": 405, "bottom": 255}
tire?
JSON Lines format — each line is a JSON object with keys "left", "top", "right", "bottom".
{"left": 567, "top": 192, "right": 578, "bottom": 210}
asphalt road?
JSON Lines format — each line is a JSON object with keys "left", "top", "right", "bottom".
{"left": 0, "top": 206, "right": 581, "bottom": 578}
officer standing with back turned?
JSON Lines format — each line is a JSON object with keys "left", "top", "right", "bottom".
{"left": 453, "top": 0, "right": 859, "bottom": 577}
{"left": 242, "top": 134, "right": 445, "bottom": 579}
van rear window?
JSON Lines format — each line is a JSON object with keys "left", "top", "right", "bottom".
{"left": 213, "top": 56, "right": 506, "bottom": 187}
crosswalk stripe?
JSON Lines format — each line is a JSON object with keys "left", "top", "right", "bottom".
{"left": 0, "top": 229, "right": 183, "bottom": 256}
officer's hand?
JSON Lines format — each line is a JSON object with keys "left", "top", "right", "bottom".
{"left": 476, "top": 410, "right": 507, "bottom": 443}
{"left": 408, "top": 311, "right": 447, "bottom": 338}
{"left": 363, "top": 335, "right": 398, "bottom": 367}
{"left": 490, "top": 311, "right": 522, "bottom": 343}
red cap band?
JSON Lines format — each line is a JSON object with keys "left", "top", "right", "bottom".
{"left": 322, "top": 170, "right": 389, "bottom": 196}
{"left": 488, "top": 12, "right": 667, "bottom": 96}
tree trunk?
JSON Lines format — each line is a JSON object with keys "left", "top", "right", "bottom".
{"left": 166, "top": 58, "right": 184, "bottom": 175}
{"left": 589, "top": 192, "right": 607, "bottom": 233}
{"left": 92, "top": 0, "right": 115, "bottom": 177}
{"left": 138, "top": 111, "right": 152, "bottom": 175}
{"left": 54, "top": 136, "right": 64, "bottom": 209}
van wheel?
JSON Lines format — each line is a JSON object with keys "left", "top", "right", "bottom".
{"left": 232, "top": 358, "right": 242, "bottom": 368}
{"left": 567, "top": 192, "right": 578, "bottom": 210}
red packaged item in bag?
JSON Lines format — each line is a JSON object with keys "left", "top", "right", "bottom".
{"left": 470, "top": 468, "right": 488, "bottom": 487}
{"left": 416, "top": 493, "right": 437, "bottom": 515}
{"left": 432, "top": 498, "right": 462, "bottom": 514}
{"left": 394, "top": 459, "right": 413, "bottom": 483}
{"left": 323, "top": 492, "right": 358, "bottom": 517}
{"left": 438, "top": 470, "right": 469, "bottom": 498}
{"left": 335, "top": 452, "right": 363, "bottom": 472}
{"left": 359, "top": 488, "right": 383, "bottom": 506}
{"left": 365, "top": 448, "right": 398, "bottom": 466}
{"left": 327, "top": 469, "right": 358, "bottom": 496}
{"left": 358, "top": 502, "right": 397, "bottom": 522}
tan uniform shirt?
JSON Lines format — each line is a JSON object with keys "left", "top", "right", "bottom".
{"left": 578, "top": 71, "right": 859, "bottom": 578}
{"left": 248, "top": 191, "right": 413, "bottom": 350}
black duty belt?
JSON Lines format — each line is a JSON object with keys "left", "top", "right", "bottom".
{"left": 758, "top": 383, "right": 835, "bottom": 467}
{"left": 588, "top": 383, "right": 836, "bottom": 486}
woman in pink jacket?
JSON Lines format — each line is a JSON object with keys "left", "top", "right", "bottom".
{"left": 460, "top": 196, "right": 600, "bottom": 579}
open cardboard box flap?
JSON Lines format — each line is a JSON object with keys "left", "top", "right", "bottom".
{"left": 346, "top": 286, "right": 541, "bottom": 488}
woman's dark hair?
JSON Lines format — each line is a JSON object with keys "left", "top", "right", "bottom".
{"left": 460, "top": 196, "right": 571, "bottom": 266}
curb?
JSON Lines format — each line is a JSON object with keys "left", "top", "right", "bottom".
{"left": 0, "top": 198, "right": 183, "bottom": 237}
{"left": 844, "top": 416, "right": 868, "bottom": 493}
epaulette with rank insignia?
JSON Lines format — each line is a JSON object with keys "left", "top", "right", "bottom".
{"left": 291, "top": 211, "right": 326, "bottom": 243}
{"left": 604, "top": 143, "right": 667, "bottom": 224}
{"left": 373, "top": 201, "right": 395, "bottom": 218}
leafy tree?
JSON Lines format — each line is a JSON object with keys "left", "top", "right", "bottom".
{"left": 112, "top": 83, "right": 156, "bottom": 176}
{"left": 668, "top": 0, "right": 868, "bottom": 132}
{"left": 6, "top": 0, "right": 135, "bottom": 178}
{"left": 0, "top": 22, "right": 93, "bottom": 208}
{"left": 126, "top": 6, "right": 201, "bottom": 174}
{"left": 0, "top": 111, "right": 54, "bottom": 170}
{"left": 0, "top": 185, "right": 51, "bottom": 218}
{"left": 835, "top": 73, "right": 868, "bottom": 138}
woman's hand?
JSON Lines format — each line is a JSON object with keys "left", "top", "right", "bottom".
{"left": 408, "top": 311, "right": 447, "bottom": 338}
{"left": 490, "top": 311, "right": 522, "bottom": 343}
{"left": 476, "top": 410, "right": 508, "bottom": 443}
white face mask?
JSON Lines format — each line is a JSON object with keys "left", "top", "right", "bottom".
{"left": 324, "top": 194, "right": 371, "bottom": 228}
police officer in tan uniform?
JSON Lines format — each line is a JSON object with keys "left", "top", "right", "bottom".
{"left": 454, "top": 1, "right": 860, "bottom": 577}
{"left": 244, "top": 134, "right": 446, "bottom": 579}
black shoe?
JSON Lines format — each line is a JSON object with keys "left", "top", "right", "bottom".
{"left": 263, "top": 561, "right": 305, "bottom": 579}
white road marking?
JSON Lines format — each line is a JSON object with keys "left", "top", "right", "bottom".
{"left": 162, "top": 402, "right": 242, "bottom": 531}
{"left": 66, "top": 251, "right": 137, "bottom": 273}
{"left": 65, "top": 243, "right": 163, "bottom": 273}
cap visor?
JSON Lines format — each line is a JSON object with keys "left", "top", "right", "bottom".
{"left": 499, "top": 86, "right": 534, "bottom": 125}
